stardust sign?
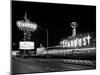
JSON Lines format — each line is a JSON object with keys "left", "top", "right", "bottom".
{"left": 60, "top": 34, "right": 91, "bottom": 48}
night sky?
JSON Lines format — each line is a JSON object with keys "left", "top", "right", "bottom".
{"left": 12, "top": 1, "right": 96, "bottom": 50}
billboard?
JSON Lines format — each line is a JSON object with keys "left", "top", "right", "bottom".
{"left": 19, "top": 41, "right": 34, "bottom": 50}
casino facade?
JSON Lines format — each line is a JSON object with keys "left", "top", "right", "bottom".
{"left": 36, "top": 22, "right": 96, "bottom": 59}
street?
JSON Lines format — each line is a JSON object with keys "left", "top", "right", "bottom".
{"left": 12, "top": 58, "right": 95, "bottom": 74}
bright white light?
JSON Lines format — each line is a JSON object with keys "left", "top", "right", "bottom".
{"left": 60, "top": 34, "right": 91, "bottom": 48}
{"left": 19, "top": 41, "right": 34, "bottom": 50}
{"left": 16, "top": 20, "right": 37, "bottom": 32}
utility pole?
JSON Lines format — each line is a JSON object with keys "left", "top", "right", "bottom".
{"left": 47, "top": 28, "right": 49, "bottom": 48}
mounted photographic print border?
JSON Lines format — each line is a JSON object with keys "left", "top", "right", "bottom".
{"left": 11, "top": 0, "right": 96, "bottom": 75}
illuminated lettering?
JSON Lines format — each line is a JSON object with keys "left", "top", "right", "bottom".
{"left": 78, "top": 38, "right": 82, "bottom": 47}
{"left": 61, "top": 34, "right": 91, "bottom": 48}
{"left": 83, "top": 37, "right": 87, "bottom": 46}
{"left": 74, "top": 38, "right": 78, "bottom": 47}
{"left": 67, "top": 41, "right": 71, "bottom": 47}
{"left": 65, "top": 40, "right": 68, "bottom": 45}
{"left": 87, "top": 35, "right": 91, "bottom": 45}
{"left": 70, "top": 40, "right": 74, "bottom": 47}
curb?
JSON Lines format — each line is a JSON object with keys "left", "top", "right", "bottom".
{"left": 63, "top": 59, "right": 96, "bottom": 66}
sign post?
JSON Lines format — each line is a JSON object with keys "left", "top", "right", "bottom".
{"left": 16, "top": 13, "right": 37, "bottom": 58}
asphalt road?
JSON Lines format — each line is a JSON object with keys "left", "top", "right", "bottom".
{"left": 12, "top": 58, "right": 95, "bottom": 74}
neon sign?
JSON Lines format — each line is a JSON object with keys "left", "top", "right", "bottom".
{"left": 60, "top": 34, "right": 91, "bottom": 48}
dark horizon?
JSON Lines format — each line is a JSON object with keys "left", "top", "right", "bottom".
{"left": 12, "top": 1, "right": 96, "bottom": 50}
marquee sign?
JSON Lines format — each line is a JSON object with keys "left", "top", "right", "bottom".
{"left": 19, "top": 41, "right": 35, "bottom": 50}
{"left": 60, "top": 34, "right": 91, "bottom": 48}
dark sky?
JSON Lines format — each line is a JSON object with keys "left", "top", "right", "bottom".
{"left": 12, "top": 1, "right": 96, "bottom": 49}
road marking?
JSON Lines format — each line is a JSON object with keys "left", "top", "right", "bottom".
{"left": 60, "top": 64, "right": 82, "bottom": 70}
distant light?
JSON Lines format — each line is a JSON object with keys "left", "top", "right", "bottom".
{"left": 13, "top": 43, "right": 16, "bottom": 45}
